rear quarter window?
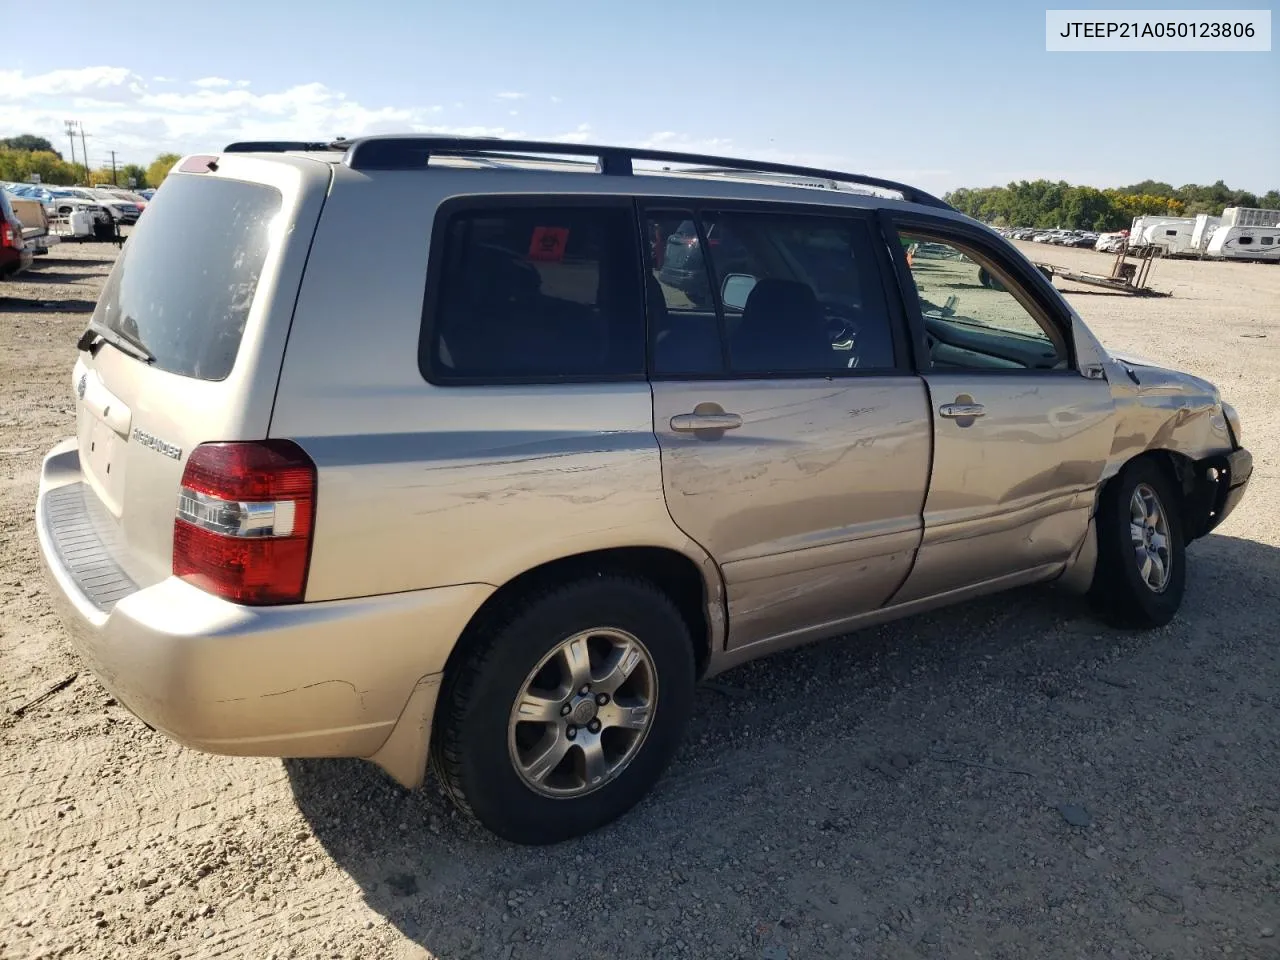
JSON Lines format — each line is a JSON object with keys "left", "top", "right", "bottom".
{"left": 92, "top": 174, "right": 282, "bottom": 381}
{"left": 422, "top": 202, "right": 644, "bottom": 383}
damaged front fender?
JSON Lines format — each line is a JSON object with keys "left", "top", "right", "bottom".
{"left": 1102, "top": 351, "right": 1233, "bottom": 479}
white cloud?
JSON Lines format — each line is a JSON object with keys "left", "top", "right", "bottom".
{"left": 0, "top": 67, "right": 465, "bottom": 163}
{"left": 152, "top": 75, "right": 176, "bottom": 83}
{"left": 495, "top": 91, "right": 526, "bottom": 100}
{"left": 550, "top": 95, "right": 562, "bottom": 104}
{"left": 636, "top": 131, "right": 735, "bottom": 153}
{"left": 0, "top": 67, "right": 146, "bottom": 102}
{"left": 0, "top": 68, "right": 875, "bottom": 189}
{"left": 552, "top": 123, "right": 593, "bottom": 144}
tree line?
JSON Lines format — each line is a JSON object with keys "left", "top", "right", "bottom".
{"left": 0, "top": 135, "right": 180, "bottom": 190}
{"left": 944, "top": 179, "right": 1280, "bottom": 231}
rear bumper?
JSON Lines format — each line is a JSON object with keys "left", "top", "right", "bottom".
{"left": 36, "top": 438, "right": 490, "bottom": 784}
{"left": 27, "top": 234, "right": 60, "bottom": 253}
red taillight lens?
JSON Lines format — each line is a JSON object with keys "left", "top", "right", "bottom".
{"left": 173, "top": 440, "right": 317, "bottom": 605}
{"left": 1, "top": 221, "right": 13, "bottom": 248}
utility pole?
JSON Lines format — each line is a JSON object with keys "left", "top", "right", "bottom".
{"left": 79, "top": 124, "right": 90, "bottom": 183}
{"left": 109, "top": 151, "right": 119, "bottom": 185}
{"left": 64, "top": 120, "right": 78, "bottom": 179}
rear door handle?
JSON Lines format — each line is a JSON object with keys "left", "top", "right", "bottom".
{"left": 938, "top": 403, "right": 985, "bottom": 419}
{"left": 670, "top": 412, "right": 743, "bottom": 432}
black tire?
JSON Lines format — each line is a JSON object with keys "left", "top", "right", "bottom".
{"left": 431, "top": 576, "right": 696, "bottom": 844}
{"left": 1090, "top": 457, "right": 1186, "bottom": 628}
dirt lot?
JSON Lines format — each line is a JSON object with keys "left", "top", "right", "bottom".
{"left": 2, "top": 241, "right": 1278, "bottom": 960}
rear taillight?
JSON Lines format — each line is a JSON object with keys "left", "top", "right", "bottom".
{"left": 173, "top": 440, "right": 317, "bottom": 605}
{"left": 1, "top": 221, "right": 13, "bottom": 248}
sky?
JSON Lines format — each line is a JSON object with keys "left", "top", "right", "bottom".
{"left": 3, "top": 0, "right": 1277, "bottom": 196}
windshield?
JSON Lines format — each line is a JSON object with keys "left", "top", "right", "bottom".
{"left": 90, "top": 174, "right": 283, "bottom": 381}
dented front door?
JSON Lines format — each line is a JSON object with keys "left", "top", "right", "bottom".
{"left": 887, "top": 222, "right": 1115, "bottom": 604}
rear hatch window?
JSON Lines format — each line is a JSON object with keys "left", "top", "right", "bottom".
{"left": 92, "top": 174, "right": 282, "bottom": 381}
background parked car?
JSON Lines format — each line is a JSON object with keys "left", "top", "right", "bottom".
{"left": 96, "top": 187, "right": 149, "bottom": 212}
{"left": 84, "top": 188, "right": 143, "bottom": 223}
{"left": 0, "top": 190, "right": 32, "bottom": 278}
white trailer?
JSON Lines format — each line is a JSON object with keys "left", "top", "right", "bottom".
{"left": 1221, "top": 206, "right": 1280, "bottom": 228}
{"left": 1191, "top": 214, "right": 1222, "bottom": 255}
{"left": 1206, "top": 225, "right": 1280, "bottom": 262}
{"left": 1142, "top": 218, "right": 1199, "bottom": 257}
{"left": 1128, "top": 215, "right": 1196, "bottom": 254}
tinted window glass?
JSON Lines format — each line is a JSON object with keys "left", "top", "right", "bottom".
{"left": 429, "top": 205, "right": 643, "bottom": 381}
{"left": 901, "top": 232, "right": 1067, "bottom": 371}
{"left": 645, "top": 211, "right": 724, "bottom": 376}
{"left": 92, "top": 175, "right": 281, "bottom": 381}
{"left": 701, "top": 211, "right": 897, "bottom": 374}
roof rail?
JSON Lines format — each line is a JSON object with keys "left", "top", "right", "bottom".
{"left": 331, "top": 135, "right": 952, "bottom": 210}
{"left": 223, "top": 141, "right": 341, "bottom": 153}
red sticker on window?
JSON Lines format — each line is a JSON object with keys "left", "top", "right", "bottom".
{"left": 528, "top": 226, "right": 570, "bottom": 262}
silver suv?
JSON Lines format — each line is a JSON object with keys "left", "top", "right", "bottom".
{"left": 36, "top": 137, "right": 1252, "bottom": 844}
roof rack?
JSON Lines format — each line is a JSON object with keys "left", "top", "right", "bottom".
{"left": 217, "top": 136, "right": 951, "bottom": 210}
{"left": 223, "top": 140, "right": 339, "bottom": 153}
{"left": 327, "top": 135, "right": 952, "bottom": 210}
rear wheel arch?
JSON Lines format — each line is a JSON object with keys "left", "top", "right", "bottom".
{"left": 438, "top": 546, "right": 719, "bottom": 690}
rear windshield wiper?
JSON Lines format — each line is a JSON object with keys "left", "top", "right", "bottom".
{"left": 77, "top": 318, "right": 155, "bottom": 365}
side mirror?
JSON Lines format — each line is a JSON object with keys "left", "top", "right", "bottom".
{"left": 720, "top": 273, "right": 757, "bottom": 312}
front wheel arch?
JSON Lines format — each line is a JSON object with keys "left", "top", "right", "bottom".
{"left": 1089, "top": 453, "right": 1188, "bottom": 628}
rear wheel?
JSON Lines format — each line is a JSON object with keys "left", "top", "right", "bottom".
{"left": 431, "top": 576, "right": 696, "bottom": 844}
{"left": 1090, "top": 458, "right": 1186, "bottom": 627}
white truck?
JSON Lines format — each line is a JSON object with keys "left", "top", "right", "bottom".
{"left": 4, "top": 194, "right": 59, "bottom": 257}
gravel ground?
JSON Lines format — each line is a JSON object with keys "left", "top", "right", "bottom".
{"left": 1, "top": 241, "right": 1278, "bottom": 960}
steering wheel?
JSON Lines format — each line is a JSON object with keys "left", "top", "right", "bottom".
{"left": 819, "top": 301, "right": 859, "bottom": 347}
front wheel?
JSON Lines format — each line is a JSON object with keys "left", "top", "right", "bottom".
{"left": 431, "top": 576, "right": 696, "bottom": 844}
{"left": 1090, "top": 458, "right": 1186, "bottom": 628}
{"left": 977, "top": 266, "right": 1006, "bottom": 291}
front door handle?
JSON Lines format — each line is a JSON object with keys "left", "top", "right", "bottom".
{"left": 938, "top": 402, "right": 985, "bottom": 419}
{"left": 670, "top": 412, "right": 743, "bottom": 432}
